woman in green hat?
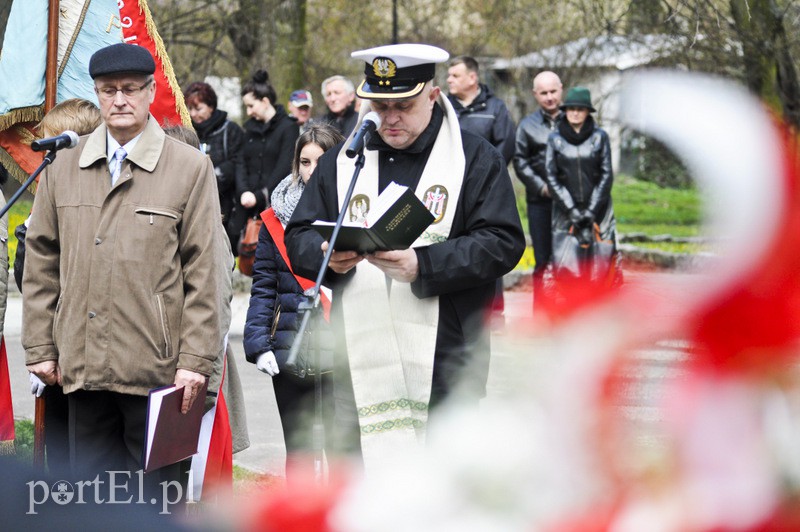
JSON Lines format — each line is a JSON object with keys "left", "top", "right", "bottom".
{"left": 545, "top": 86, "right": 620, "bottom": 284}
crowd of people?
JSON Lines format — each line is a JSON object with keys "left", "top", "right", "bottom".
{"left": 4, "top": 39, "right": 623, "bottom": 509}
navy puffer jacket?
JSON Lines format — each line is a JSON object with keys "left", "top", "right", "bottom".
{"left": 243, "top": 222, "right": 332, "bottom": 367}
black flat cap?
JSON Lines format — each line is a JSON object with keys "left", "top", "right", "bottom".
{"left": 89, "top": 43, "right": 156, "bottom": 79}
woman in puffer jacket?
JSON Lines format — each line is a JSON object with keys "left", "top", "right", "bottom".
{"left": 243, "top": 123, "right": 343, "bottom": 476}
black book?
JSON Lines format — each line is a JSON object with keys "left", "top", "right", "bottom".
{"left": 311, "top": 182, "right": 435, "bottom": 254}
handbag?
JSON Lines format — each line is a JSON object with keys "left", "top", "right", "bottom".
{"left": 553, "top": 223, "right": 616, "bottom": 282}
{"left": 589, "top": 225, "right": 616, "bottom": 283}
{"left": 270, "top": 300, "right": 330, "bottom": 379}
{"left": 552, "top": 226, "right": 585, "bottom": 279}
{"left": 237, "top": 216, "right": 262, "bottom": 276}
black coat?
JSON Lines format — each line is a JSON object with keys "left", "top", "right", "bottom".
{"left": 545, "top": 124, "right": 613, "bottom": 218}
{"left": 513, "top": 109, "right": 561, "bottom": 204}
{"left": 285, "top": 104, "right": 525, "bottom": 403}
{"left": 448, "top": 84, "right": 516, "bottom": 164}
{"left": 321, "top": 103, "right": 358, "bottom": 138}
{"left": 192, "top": 109, "right": 245, "bottom": 225}
{"left": 236, "top": 106, "right": 299, "bottom": 212}
{"left": 546, "top": 122, "right": 617, "bottom": 248}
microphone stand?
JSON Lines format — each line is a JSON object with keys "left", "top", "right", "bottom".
{"left": 0, "top": 149, "right": 58, "bottom": 219}
{"left": 286, "top": 143, "right": 368, "bottom": 483}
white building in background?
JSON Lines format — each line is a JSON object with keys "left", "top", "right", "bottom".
{"left": 205, "top": 76, "right": 242, "bottom": 122}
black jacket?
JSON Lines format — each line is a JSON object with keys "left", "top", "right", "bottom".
{"left": 448, "top": 83, "right": 516, "bottom": 164}
{"left": 192, "top": 109, "right": 245, "bottom": 223}
{"left": 513, "top": 109, "right": 561, "bottom": 204}
{"left": 321, "top": 103, "right": 358, "bottom": 138}
{"left": 545, "top": 124, "right": 613, "bottom": 218}
{"left": 13, "top": 221, "right": 26, "bottom": 292}
{"left": 236, "top": 105, "right": 299, "bottom": 212}
{"left": 285, "top": 104, "right": 525, "bottom": 403}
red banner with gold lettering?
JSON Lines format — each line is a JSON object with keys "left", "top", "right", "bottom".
{"left": 119, "top": 0, "right": 190, "bottom": 127}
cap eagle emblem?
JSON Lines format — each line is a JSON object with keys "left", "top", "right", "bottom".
{"left": 372, "top": 58, "right": 397, "bottom": 86}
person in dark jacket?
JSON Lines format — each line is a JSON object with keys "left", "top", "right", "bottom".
{"left": 184, "top": 81, "right": 245, "bottom": 252}
{"left": 243, "top": 123, "right": 344, "bottom": 477}
{"left": 513, "top": 71, "right": 563, "bottom": 310}
{"left": 286, "top": 44, "right": 525, "bottom": 468}
{"left": 545, "top": 86, "right": 619, "bottom": 282}
{"left": 446, "top": 56, "right": 516, "bottom": 164}
{"left": 232, "top": 70, "right": 299, "bottom": 251}
{"left": 447, "top": 55, "right": 516, "bottom": 327}
{"left": 320, "top": 75, "right": 358, "bottom": 137}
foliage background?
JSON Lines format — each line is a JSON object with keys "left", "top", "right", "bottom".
{"left": 141, "top": 0, "right": 800, "bottom": 130}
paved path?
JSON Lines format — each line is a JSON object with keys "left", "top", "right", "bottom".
{"left": 3, "top": 271, "right": 693, "bottom": 476}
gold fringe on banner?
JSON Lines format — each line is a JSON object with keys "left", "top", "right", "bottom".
{"left": 0, "top": 148, "right": 38, "bottom": 194}
{"left": 0, "top": 107, "right": 44, "bottom": 134}
{"left": 0, "top": 440, "right": 14, "bottom": 456}
{"left": 138, "top": 0, "right": 192, "bottom": 127}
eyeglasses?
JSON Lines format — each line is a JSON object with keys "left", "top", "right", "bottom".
{"left": 95, "top": 80, "right": 153, "bottom": 100}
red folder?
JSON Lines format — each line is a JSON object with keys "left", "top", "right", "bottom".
{"left": 143, "top": 381, "right": 207, "bottom": 473}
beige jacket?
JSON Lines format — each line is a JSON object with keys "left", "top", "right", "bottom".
{"left": 22, "top": 117, "right": 228, "bottom": 396}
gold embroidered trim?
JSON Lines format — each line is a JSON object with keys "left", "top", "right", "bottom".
{"left": 137, "top": 0, "right": 191, "bottom": 126}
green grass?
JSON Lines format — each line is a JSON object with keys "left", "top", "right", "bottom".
{"left": 10, "top": 419, "right": 34, "bottom": 464}
{"left": 616, "top": 223, "right": 701, "bottom": 237}
{"left": 636, "top": 241, "right": 710, "bottom": 254}
{"left": 612, "top": 175, "right": 702, "bottom": 234}
{"left": 7, "top": 199, "right": 32, "bottom": 267}
{"left": 510, "top": 174, "right": 704, "bottom": 269}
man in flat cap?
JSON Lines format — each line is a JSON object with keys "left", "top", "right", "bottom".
{"left": 23, "top": 43, "right": 227, "bottom": 501}
{"left": 286, "top": 44, "right": 525, "bottom": 467}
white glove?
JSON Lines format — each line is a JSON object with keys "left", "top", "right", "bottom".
{"left": 29, "top": 373, "right": 46, "bottom": 397}
{"left": 256, "top": 351, "right": 280, "bottom": 376}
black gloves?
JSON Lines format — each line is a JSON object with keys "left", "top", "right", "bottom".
{"left": 576, "top": 225, "right": 594, "bottom": 245}
{"left": 568, "top": 208, "right": 583, "bottom": 227}
{"left": 569, "top": 208, "right": 594, "bottom": 228}
{"left": 569, "top": 208, "right": 595, "bottom": 245}
{"left": 579, "top": 209, "right": 594, "bottom": 228}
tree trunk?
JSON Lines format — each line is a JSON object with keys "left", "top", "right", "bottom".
{"left": 730, "top": 0, "right": 800, "bottom": 128}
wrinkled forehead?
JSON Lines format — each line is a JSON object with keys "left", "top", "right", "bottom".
{"left": 325, "top": 79, "right": 351, "bottom": 93}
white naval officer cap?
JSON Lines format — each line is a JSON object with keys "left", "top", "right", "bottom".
{"left": 351, "top": 43, "right": 450, "bottom": 100}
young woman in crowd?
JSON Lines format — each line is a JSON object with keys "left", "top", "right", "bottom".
{"left": 243, "top": 123, "right": 343, "bottom": 477}
{"left": 232, "top": 70, "right": 299, "bottom": 255}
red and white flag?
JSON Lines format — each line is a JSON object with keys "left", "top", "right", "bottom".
{"left": 0, "top": 0, "right": 190, "bottom": 185}
{"left": 0, "top": 337, "right": 15, "bottom": 455}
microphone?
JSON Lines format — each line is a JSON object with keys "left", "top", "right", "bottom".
{"left": 31, "top": 130, "right": 80, "bottom": 152}
{"left": 345, "top": 112, "right": 381, "bottom": 158}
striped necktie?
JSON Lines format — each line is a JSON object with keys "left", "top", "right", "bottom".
{"left": 110, "top": 147, "right": 127, "bottom": 186}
